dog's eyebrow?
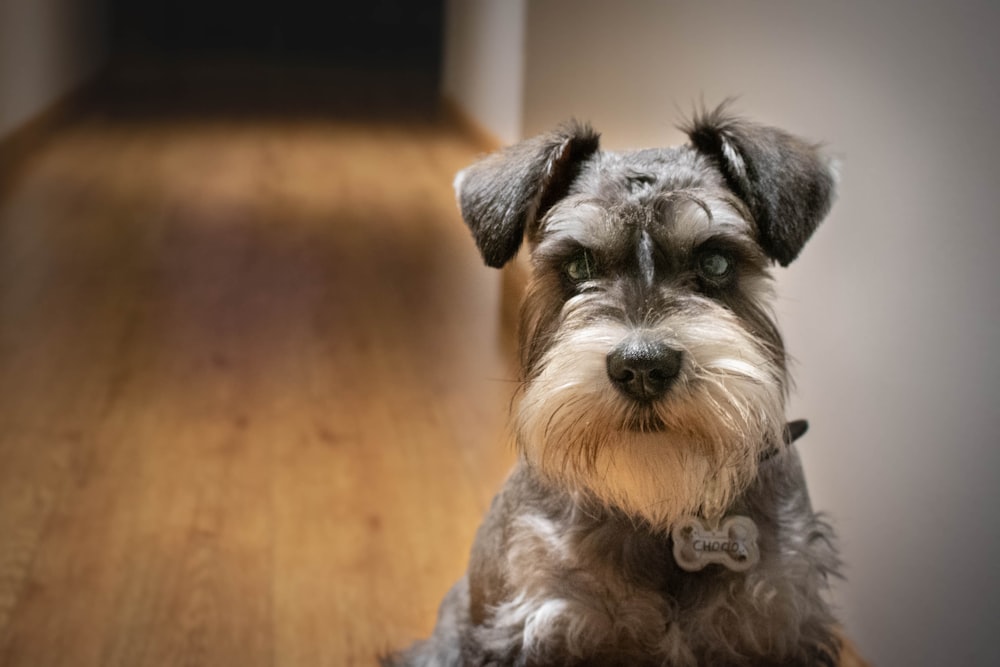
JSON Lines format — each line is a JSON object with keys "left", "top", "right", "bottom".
{"left": 651, "top": 190, "right": 714, "bottom": 222}
{"left": 716, "top": 192, "right": 753, "bottom": 221}
{"left": 532, "top": 236, "right": 591, "bottom": 264}
{"left": 538, "top": 198, "right": 615, "bottom": 245}
{"left": 650, "top": 190, "right": 754, "bottom": 239}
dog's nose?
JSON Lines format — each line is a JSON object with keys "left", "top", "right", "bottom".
{"left": 606, "top": 340, "right": 683, "bottom": 402}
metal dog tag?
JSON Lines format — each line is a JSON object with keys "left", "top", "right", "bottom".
{"left": 671, "top": 515, "right": 760, "bottom": 573}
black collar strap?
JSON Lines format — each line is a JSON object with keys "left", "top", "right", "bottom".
{"left": 758, "top": 419, "right": 809, "bottom": 464}
{"left": 673, "top": 419, "right": 809, "bottom": 573}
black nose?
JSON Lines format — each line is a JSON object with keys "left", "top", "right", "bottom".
{"left": 606, "top": 340, "right": 683, "bottom": 402}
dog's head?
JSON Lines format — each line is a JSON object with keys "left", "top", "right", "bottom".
{"left": 456, "top": 106, "right": 836, "bottom": 528}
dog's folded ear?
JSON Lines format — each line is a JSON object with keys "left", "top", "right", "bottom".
{"left": 684, "top": 106, "right": 837, "bottom": 266}
{"left": 454, "top": 122, "right": 600, "bottom": 268}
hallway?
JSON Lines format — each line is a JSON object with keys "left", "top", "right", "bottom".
{"left": 0, "top": 71, "right": 515, "bottom": 666}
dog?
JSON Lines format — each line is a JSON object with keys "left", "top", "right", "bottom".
{"left": 386, "top": 105, "right": 842, "bottom": 666}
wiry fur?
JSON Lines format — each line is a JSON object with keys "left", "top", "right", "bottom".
{"left": 385, "top": 107, "right": 841, "bottom": 666}
{"left": 517, "top": 191, "right": 786, "bottom": 528}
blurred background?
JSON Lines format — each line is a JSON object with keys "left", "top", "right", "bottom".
{"left": 2, "top": 1, "right": 999, "bottom": 666}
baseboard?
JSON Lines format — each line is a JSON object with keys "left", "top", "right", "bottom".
{"left": 440, "top": 94, "right": 505, "bottom": 153}
{"left": 0, "top": 75, "right": 102, "bottom": 176}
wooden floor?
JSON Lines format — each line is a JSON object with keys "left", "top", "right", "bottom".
{"left": 0, "top": 69, "right": 515, "bottom": 666}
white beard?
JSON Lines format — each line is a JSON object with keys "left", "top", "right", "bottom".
{"left": 515, "top": 309, "right": 785, "bottom": 529}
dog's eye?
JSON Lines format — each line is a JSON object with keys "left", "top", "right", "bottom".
{"left": 698, "top": 252, "right": 733, "bottom": 280}
{"left": 564, "top": 250, "right": 597, "bottom": 282}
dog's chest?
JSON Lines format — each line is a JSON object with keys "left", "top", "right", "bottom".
{"left": 491, "top": 510, "right": 704, "bottom": 660}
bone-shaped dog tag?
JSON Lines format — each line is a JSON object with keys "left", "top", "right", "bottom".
{"left": 671, "top": 515, "right": 760, "bottom": 573}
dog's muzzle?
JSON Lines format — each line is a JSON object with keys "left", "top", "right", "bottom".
{"left": 606, "top": 339, "right": 683, "bottom": 402}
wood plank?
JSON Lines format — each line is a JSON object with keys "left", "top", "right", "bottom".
{"left": 0, "top": 73, "right": 513, "bottom": 667}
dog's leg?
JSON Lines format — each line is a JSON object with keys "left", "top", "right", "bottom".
{"left": 381, "top": 578, "right": 471, "bottom": 667}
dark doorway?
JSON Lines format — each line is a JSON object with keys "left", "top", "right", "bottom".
{"left": 103, "top": 1, "right": 446, "bottom": 120}
{"left": 108, "top": 1, "right": 444, "bottom": 72}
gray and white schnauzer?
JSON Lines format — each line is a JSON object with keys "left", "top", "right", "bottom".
{"left": 387, "top": 106, "right": 842, "bottom": 666}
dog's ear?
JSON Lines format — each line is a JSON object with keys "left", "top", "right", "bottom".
{"left": 455, "top": 122, "right": 600, "bottom": 268}
{"left": 684, "top": 106, "right": 836, "bottom": 266}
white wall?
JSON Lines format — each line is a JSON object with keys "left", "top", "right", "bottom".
{"left": 447, "top": 1, "right": 1000, "bottom": 664}
{"left": 442, "top": 0, "right": 526, "bottom": 145}
{"left": 0, "top": 0, "right": 107, "bottom": 141}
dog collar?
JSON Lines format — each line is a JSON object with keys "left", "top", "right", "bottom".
{"left": 757, "top": 418, "right": 809, "bottom": 464}
{"left": 671, "top": 419, "right": 809, "bottom": 573}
